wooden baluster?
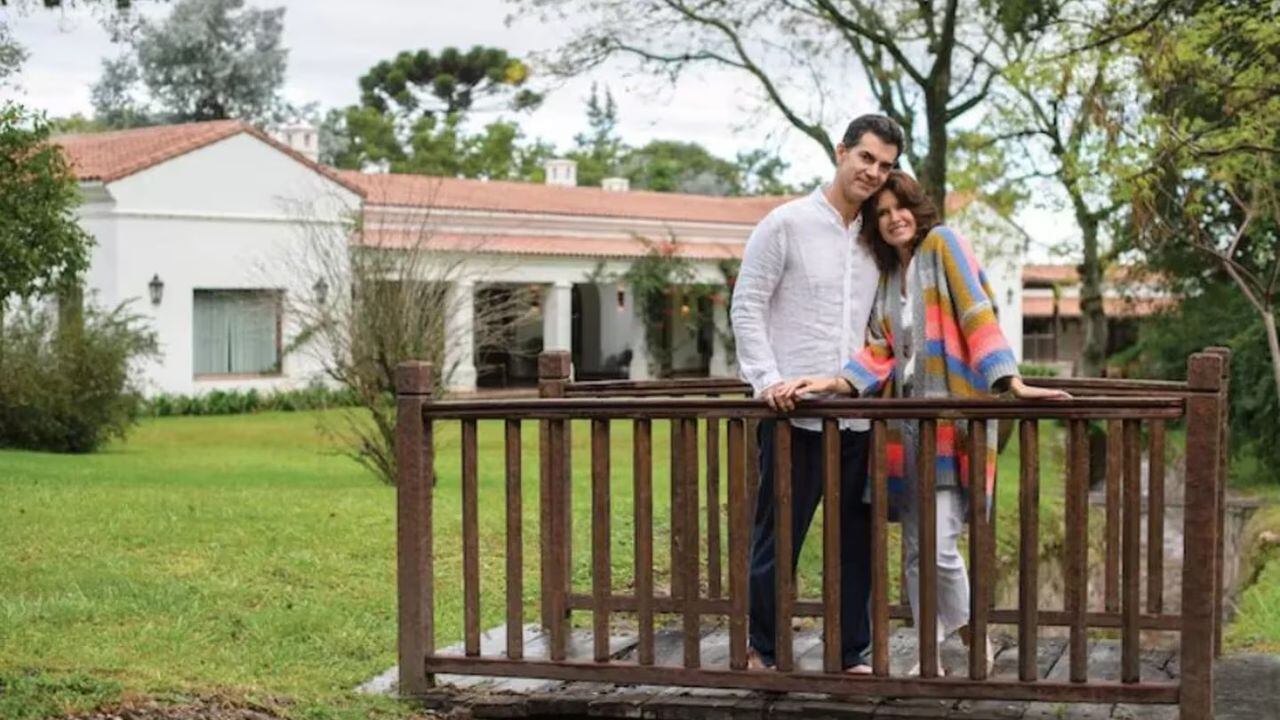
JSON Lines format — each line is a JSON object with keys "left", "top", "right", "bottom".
{"left": 706, "top": 416, "right": 723, "bottom": 600}
{"left": 634, "top": 419, "right": 655, "bottom": 666}
{"left": 870, "top": 420, "right": 890, "bottom": 677}
{"left": 917, "top": 419, "right": 939, "bottom": 678}
{"left": 1147, "top": 420, "right": 1166, "bottom": 615}
{"left": 774, "top": 421, "right": 795, "bottom": 672}
{"left": 671, "top": 420, "right": 685, "bottom": 601}
{"left": 1106, "top": 420, "right": 1122, "bottom": 614}
{"left": 1018, "top": 419, "right": 1040, "bottom": 682}
{"left": 822, "top": 419, "right": 842, "bottom": 673}
{"left": 1122, "top": 419, "right": 1142, "bottom": 682}
{"left": 505, "top": 419, "right": 523, "bottom": 660}
{"left": 728, "top": 418, "right": 749, "bottom": 670}
{"left": 462, "top": 419, "right": 480, "bottom": 656}
{"left": 1067, "top": 419, "right": 1090, "bottom": 683}
{"left": 395, "top": 362, "right": 434, "bottom": 694}
{"left": 547, "top": 413, "right": 569, "bottom": 661}
{"left": 967, "top": 419, "right": 989, "bottom": 681}
{"left": 682, "top": 418, "right": 702, "bottom": 668}
{"left": 592, "top": 419, "right": 612, "bottom": 662}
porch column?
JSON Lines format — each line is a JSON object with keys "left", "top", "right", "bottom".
{"left": 543, "top": 280, "right": 573, "bottom": 353}
{"left": 628, "top": 290, "right": 652, "bottom": 381}
{"left": 709, "top": 300, "right": 733, "bottom": 377}
{"left": 445, "top": 280, "right": 477, "bottom": 391}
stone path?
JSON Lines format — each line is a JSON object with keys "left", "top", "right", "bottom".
{"left": 359, "top": 623, "right": 1280, "bottom": 718}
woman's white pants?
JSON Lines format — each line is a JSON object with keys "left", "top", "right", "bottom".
{"left": 901, "top": 487, "right": 970, "bottom": 639}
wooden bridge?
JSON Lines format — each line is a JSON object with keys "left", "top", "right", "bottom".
{"left": 391, "top": 348, "right": 1233, "bottom": 718}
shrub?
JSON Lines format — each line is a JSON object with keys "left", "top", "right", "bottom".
{"left": 143, "top": 383, "right": 358, "bottom": 417}
{"left": 0, "top": 301, "right": 157, "bottom": 453}
{"left": 1017, "top": 362, "right": 1060, "bottom": 378}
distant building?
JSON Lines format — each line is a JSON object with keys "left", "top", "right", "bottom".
{"left": 1021, "top": 264, "right": 1175, "bottom": 374}
{"left": 58, "top": 119, "right": 1027, "bottom": 395}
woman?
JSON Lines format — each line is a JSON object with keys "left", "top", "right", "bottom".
{"left": 774, "top": 170, "right": 1069, "bottom": 675}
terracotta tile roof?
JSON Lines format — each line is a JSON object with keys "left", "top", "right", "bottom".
{"left": 1022, "top": 295, "right": 1175, "bottom": 318}
{"left": 1023, "top": 263, "right": 1160, "bottom": 286}
{"left": 340, "top": 170, "right": 790, "bottom": 225}
{"left": 56, "top": 119, "right": 365, "bottom": 196}
{"left": 359, "top": 229, "right": 742, "bottom": 261}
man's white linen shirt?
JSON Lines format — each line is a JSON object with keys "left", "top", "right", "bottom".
{"left": 731, "top": 186, "right": 880, "bottom": 432}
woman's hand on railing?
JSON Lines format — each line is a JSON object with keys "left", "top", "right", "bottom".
{"left": 1007, "top": 376, "right": 1072, "bottom": 400}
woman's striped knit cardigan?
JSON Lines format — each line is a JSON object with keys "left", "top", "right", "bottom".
{"left": 840, "top": 225, "right": 1020, "bottom": 507}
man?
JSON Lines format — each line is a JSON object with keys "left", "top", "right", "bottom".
{"left": 730, "top": 114, "right": 903, "bottom": 672}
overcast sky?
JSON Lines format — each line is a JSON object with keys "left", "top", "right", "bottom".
{"left": 1, "top": 0, "right": 1074, "bottom": 259}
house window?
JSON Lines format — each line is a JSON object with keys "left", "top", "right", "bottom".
{"left": 193, "top": 290, "right": 283, "bottom": 376}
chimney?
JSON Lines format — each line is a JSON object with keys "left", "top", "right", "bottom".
{"left": 271, "top": 123, "right": 319, "bottom": 163}
{"left": 543, "top": 158, "right": 578, "bottom": 187}
{"left": 602, "top": 176, "right": 630, "bottom": 192}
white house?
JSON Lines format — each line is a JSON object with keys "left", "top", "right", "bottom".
{"left": 58, "top": 120, "right": 1024, "bottom": 396}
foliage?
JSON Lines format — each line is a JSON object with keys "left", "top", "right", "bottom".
{"left": 618, "top": 139, "right": 740, "bottom": 195}
{"left": 511, "top": 0, "right": 1102, "bottom": 212}
{"left": 618, "top": 239, "right": 723, "bottom": 376}
{"left": 0, "top": 104, "right": 92, "bottom": 306}
{"left": 357, "top": 45, "right": 541, "bottom": 117}
{"left": 564, "top": 83, "right": 812, "bottom": 195}
{"left": 90, "top": 0, "right": 289, "bottom": 127}
{"left": 1131, "top": 283, "right": 1280, "bottom": 476}
{"left": 324, "top": 45, "right": 548, "bottom": 178}
{"left": 0, "top": 19, "right": 27, "bottom": 88}
{"left": 1128, "top": 1, "right": 1280, "bottom": 423}
{"left": 144, "top": 384, "right": 359, "bottom": 417}
{"left": 565, "top": 83, "right": 623, "bottom": 187}
{"left": 1017, "top": 362, "right": 1060, "bottom": 378}
{"left": 0, "top": 300, "right": 157, "bottom": 453}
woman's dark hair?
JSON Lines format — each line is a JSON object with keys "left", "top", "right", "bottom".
{"left": 860, "top": 170, "right": 940, "bottom": 274}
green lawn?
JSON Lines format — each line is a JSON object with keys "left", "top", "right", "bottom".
{"left": 0, "top": 410, "right": 1073, "bottom": 718}
{"left": 1223, "top": 457, "right": 1280, "bottom": 655}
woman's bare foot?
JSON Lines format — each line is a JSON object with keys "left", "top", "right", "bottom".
{"left": 746, "top": 648, "right": 770, "bottom": 670}
{"left": 845, "top": 663, "right": 872, "bottom": 675}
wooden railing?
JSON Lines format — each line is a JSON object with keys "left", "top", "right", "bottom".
{"left": 394, "top": 348, "right": 1231, "bottom": 718}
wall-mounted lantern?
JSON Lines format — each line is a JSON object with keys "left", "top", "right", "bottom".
{"left": 148, "top": 274, "right": 164, "bottom": 306}
{"left": 313, "top": 277, "right": 329, "bottom": 306}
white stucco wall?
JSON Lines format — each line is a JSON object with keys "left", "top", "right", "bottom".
{"left": 80, "top": 132, "right": 360, "bottom": 396}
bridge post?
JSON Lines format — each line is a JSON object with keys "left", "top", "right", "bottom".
{"left": 1180, "top": 352, "right": 1224, "bottom": 718}
{"left": 395, "top": 361, "right": 435, "bottom": 695}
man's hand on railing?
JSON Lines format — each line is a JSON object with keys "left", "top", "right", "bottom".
{"left": 767, "top": 376, "right": 853, "bottom": 412}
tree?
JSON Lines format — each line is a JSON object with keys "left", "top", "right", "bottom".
{"left": 512, "top": 0, "right": 1078, "bottom": 215}
{"left": 1130, "top": 2, "right": 1280, "bottom": 423}
{"left": 284, "top": 196, "right": 533, "bottom": 484}
{"left": 358, "top": 46, "right": 541, "bottom": 118}
{"left": 618, "top": 139, "right": 741, "bottom": 195}
{"left": 566, "top": 83, "right": 623, "bottom": 187}
{"left": 980, "top": 12, "right": 1141, "bottom": 376}
{"left": 0, "top": 104, "right": 92, "bottom": 310}
{"left": 326, "top": 45, "right": 548, "bottom": 179}
{"left": 90, "top": 0, "right": 288, "bottom": 127}
{"left": 0, "top": 20, "right": 26, "bottom": 88}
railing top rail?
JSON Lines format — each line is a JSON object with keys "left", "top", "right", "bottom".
{"left": 560, "top": 376, "right": 1202, "bottom": 399}
{"left": 418, "top": 395, "right": 1185, "bottom": 421}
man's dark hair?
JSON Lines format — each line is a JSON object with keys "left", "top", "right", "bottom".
{"left": 841, "top": 114, "right": 905, "bottom": 158}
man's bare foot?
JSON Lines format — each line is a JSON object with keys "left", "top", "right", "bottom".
{"left": 845, "top": 663, "right": 872, "bottom": 675}
{"left": 746, "top": 648, "right": 770, "bottom": 670}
